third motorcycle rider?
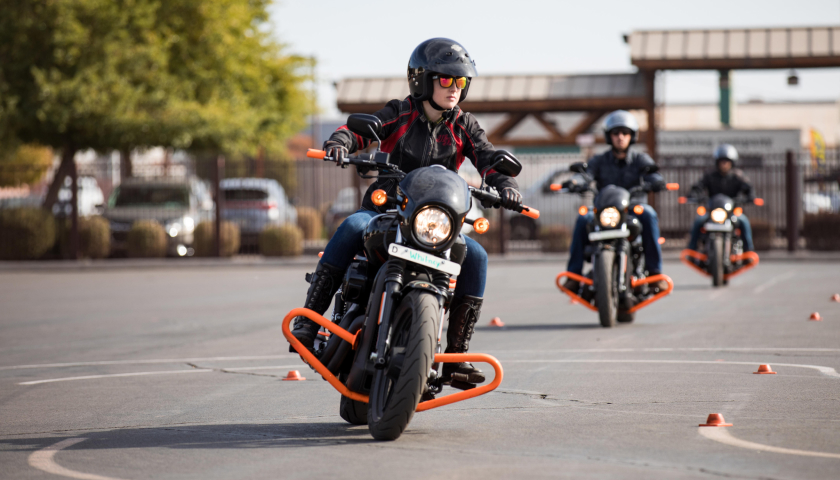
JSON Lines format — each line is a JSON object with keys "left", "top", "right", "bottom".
{"left": 290, "top": 38, "right": 522, "bottom": 390}
{"left": 563, "top": 110, "right": 670, "bottom": 294}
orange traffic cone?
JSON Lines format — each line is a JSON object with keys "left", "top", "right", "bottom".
{"left": 810, "top": 312, "right": 822, "bottom": 321}
{"left": 753, "top": 364, "right": 776, "bottom": 374}
{"left": 489, "top": 317, "right": 505, "bottom": 327}
{"left": 699, "top": 413, "right": 732, "bottom": 427}
{"left": 282, "top": 370, "right": 305, "bottom": 381}
{"left": 831, "top": 294, "right": 840, "bottom": 302}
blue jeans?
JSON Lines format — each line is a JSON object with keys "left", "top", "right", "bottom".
{"left": 688, "top": 214, "right": 754, "bottom": 252}
{"left": 320, "top": 209, "right": 487, "bottom": 298}
{"left": 567, "top": 208, "right": 663, "bottom": 275}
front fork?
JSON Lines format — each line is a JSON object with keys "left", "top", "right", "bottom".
{"left": 371, "top": 259, "right": 405, "bottom": 369}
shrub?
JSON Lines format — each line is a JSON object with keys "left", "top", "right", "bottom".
{"left": 803, "top": 213, "right": 840, "bottom": 251}
{"left": 539, "top": 225, "right": 572, "bottom": 253}
{"left": 260, "top": 224, "right": 304, "bottom": 257}
{"left": 296, "top": 206, "right": 322, "bottom": 240}
{"left": 0, "top": 207, "right": 56, "bottom": 260}
{"left": 60, "top": 216, "right": 111, "bottom": 259}
{"left": 127, "top": 220, "right": 166, "bottom": 258}
{"left": 194, "top": 221, "right": 241, "bottom": 257}
{"left": 749, "top": 218, "right": 774, "bottom": 251}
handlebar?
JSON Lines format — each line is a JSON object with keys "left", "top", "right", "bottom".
{"left": 469, "top": 186, "right": 539, "bottom": 219}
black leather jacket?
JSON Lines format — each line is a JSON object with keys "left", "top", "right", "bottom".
{"left": 586, "top": 149, "right": 665, "bottom": 204}
{"left": 325, "top": 97, "right": 518, "bottom": 212}
{"left": 691, "top": 169, "right": 754, "bottom": 200}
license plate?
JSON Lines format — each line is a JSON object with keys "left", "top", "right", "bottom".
{"left": 704, "top": 222, "right": 733, "bottom": 232}
{"left": 588, "top": 229, "right": 629, "bottom": 241}
{"left": 388, "top": 244, "right": 461, "bottom": 276}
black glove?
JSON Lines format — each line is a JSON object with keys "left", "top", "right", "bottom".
{"left": 500, "top": 188, "right": 522, "bottom": 210}
{"left": 325, "top": 143, "right": 348, "bottom": 166}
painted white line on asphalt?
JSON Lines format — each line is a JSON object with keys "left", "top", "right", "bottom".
{"left": 753, "top": 272, "right": 795, "bottom": 294}
{"left": 493, "top": 348, "right": 840, "bottom": 353}
{"left": 0, "top": 355, "right": 297, "bottom": 371}
{"left": 504, "top": 360, "right": 840, "bottom": 378}
{"left": 220, "top": 365, "right": 303, "bottom": 372}
{"left": 19, "top": 369, "right": 213, "bottom": 385}
{"left": 28, "top": 437, "right": 128, "bottom": 480}
{"left": 699, "top": 427, "right": 840, "bottom": 459}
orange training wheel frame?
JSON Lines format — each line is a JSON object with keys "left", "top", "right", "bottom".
{"left": 680, "top": 249, "right": 759, "bottom": 280}
{"left": 555, "top": 272, "right": 597, "bottom": 311}
{"left": 282, "top": 309, "right": 503, "bottom": 411}
{"left": 627, "top": 274, "right": 673, "bottom": 313}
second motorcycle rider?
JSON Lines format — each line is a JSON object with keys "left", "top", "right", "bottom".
{"left": 290, "top": 38, "right": 522, "bottom": 390}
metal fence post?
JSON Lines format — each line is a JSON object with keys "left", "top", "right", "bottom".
{"left": 785, "top": 150, "right": 799, "bottom": 252}
{"left": 214, "top": 155, "right": 225, "bottom": 257}
{"left": 70, "top": 156, "right": 79, "bottom": 260}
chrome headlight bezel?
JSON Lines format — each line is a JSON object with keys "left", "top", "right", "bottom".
{"left": 599, "top": 207, "right": 621, "bottom": 228}
{"left": 710, "top": 208, "right": 728, "bottom": 224}
{"left": 412, "top": 206, "right": 453, "bottom": 247}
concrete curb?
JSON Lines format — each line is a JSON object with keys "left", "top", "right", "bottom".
{"left": 2, "top": 250, "right": 839, "bottom": 272}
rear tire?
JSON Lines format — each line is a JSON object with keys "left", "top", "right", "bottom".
{"left": 710, "top": 235, "right": 724, "bottom": 287}
{"left": 367, "top": 291, "right": 437, "bottom": 441}
{"left": 618, "top": 311, "right": 635, "bottom": 323}
{"left": 594, "top": 250, "right": 618, "bottom": 328}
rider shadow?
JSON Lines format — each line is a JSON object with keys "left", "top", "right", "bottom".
{"left": 475, "top": 323, "right": 600, "bottom": 332}
{"left": 0, "top": 422, "right": 378, "bottom": 452}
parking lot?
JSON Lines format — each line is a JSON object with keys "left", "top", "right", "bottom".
{"left": 1, "top": 258, "right": 839, "bottom": 479}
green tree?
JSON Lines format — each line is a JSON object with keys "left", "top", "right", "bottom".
{"left": 0, "top": 0, "right": 310, "bottom": 205}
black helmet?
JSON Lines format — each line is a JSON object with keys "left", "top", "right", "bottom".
{"left": 603, "top": 110, "right": 639, "bottom": 146}
{"left": 713, "top": 144, "right": 739, "bottom": 164}
{"left": 407, "top": 38, "right": 478, "bottom": 103}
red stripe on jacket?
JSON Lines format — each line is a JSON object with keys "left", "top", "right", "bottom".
{"left": 380, "top": 110, "right": 420, "bottom": 154}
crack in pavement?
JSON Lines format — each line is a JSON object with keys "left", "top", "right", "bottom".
{"left": 186, "top": 362, "right": 283, "bottom": 379}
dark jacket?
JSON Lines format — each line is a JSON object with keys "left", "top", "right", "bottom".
{"left": 691, "top": 169, "right": 754, "bottom": 200}
{"left": 325, "top": 97, "right": 517, "bottom": 212}
{"left": 586, "top": 149, "right": 665, "bottom": 203}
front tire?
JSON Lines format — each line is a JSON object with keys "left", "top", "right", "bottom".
{"left": 339, "top": 372, "right": 367, "bottom": 425}
{"left": 710, "top": 235, "right": 724, "bottom": 287}
{"left": 594, "top": 249, "right": 618, "bottom": 328}
{"left": 367, "top": 291, "right": 437, "bottom": 441}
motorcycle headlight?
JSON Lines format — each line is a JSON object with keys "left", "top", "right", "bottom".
{"left": 599, "top": 207, "right": 620, "bottom": 228}
{"left": 413, "top": 207, "right": 452, "bottom": 246}
{"left": 710, "top": 208, "right": 727, "bottom": 224}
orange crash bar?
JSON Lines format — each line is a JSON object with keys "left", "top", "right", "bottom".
{"left": 680, "top": 249, "right": 710, "bottom": 277}
{"left": 555, "top": 271, "right": 597, "bottom": 312}
{"left": 282, "top": 308, "right": 368, "bottom": 403}
{"left": 725, "top": 251, "right": 760, "bottom": 280}
{"left": 627, "top": 274, "right": 674, "bottom": 313}
{"left": 416, "top": 353, "right": 504, "bottom": 412}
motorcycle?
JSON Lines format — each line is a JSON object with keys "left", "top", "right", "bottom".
{"left": 679, "top": 193, "right": 762, "bottom": 286}
{"left": 552, "top": 162, "right": 677, "bottom": 328}
{"left": 283, "top": 113, "right": 540, "bottom": 441}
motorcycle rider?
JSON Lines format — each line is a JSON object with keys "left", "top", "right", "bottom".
{"left": 686, "top": 144, "right": 755, "bottom": 252}
{"left": 290, "top": 38, "right": 522, "bottom": 389}
{"left": 563, "top": 110, "right": 669, "bottom": 294}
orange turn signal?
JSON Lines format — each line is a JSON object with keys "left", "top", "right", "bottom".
{"left": 678, "top": 196, "right": 687, "bottom": 204}
{"left": 666, "top": 183, "right": 680, "bottom": 191}
{"left": 473, "top": 217, "right": 490, "bottom": 234}
{"left": 371, "top": 189, "right": 388, "bottom": 207}
{"left": 550, "top": 184, "right": 562, "bottom": 191}
{"left": 633, "top": 204, "right": 644, "bottom": 215}
{"left": 697, "top": 206, "right": 706, "bottom": 216}
{"left": 658, "top": 237, "right": 666, "bottom": 245}
{"left": 578, "top": 206, "right": 588, "bottom": 216}
{"left": 754, "top": 198, "right": 764, "bottom": 206}
{"left": 733, "top": 207, "right": 743, "bottom": 216}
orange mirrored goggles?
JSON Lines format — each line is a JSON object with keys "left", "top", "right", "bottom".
{"left": 434, "top": 75, "right": 468, "bottom": 89}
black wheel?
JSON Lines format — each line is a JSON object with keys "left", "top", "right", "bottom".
{"left": 710, "top": 235, "right": 724, "bottom": 287}
{"left": 339, "top": 373, "right": 367, "bottom": 425}
{"left": 594, "top": 250, "right": 618, "bottom": 328}
{"left": 618, "top": 311, "right": 635, "bottom": 323}
{"left": 367, "top": 291, "right": 437, "bottom": 441}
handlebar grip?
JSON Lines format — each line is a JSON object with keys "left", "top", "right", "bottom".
{"left": 520, "top": 206, "right": 540, "bottom": 219}
{"left": 549, "top": 184, "right": 563, "bottom": 191}
{"left": 666, "top": 183, "right": 680, "bottom": 191}
{"left": 306, "top": 148, "right": 327, "bottom": 159}
{"left": 754, "top": 198, "right": 764, "bottom": 206}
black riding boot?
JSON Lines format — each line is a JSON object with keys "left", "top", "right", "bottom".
{"left": 289, "top": 262, "right": 344, "bottom": 352}
{"left": 442, "top": 295, "right": 485, "bottom": 390}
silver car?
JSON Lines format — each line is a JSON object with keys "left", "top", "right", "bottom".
{"left": 221, "top": 178, "right": 297, "bottom": 248}
{"left": 104, "top": 177, "right": 213, "bottom": 256}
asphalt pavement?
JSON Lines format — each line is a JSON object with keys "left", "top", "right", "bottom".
{"left": 1, "top": 258, "right": 839, "bottom": 479}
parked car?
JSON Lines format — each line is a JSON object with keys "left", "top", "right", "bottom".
{"left": 325, "top": 186, "right": 366, "bottom": 236}
{"left": 511, "top": 167, "right": 583, "bottom": 240}
{"left": 103, "top": 177, "right": 213, "bottom": 256}
{"left": 220, "top": 178, "right": 296, "bottom": 248}
{"left": 53, "top": 176, "right": 105, "bottom": 218}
